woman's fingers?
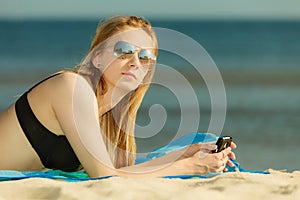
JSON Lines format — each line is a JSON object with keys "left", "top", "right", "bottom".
{"left": 200, "top": 142, "right": 217, "bottom": 152}
{"left": 202, "top": 141, "right": 217, "bottom": 146}
{"left": 220, "top": 147, "right": 236, "bottom": 168}
{"left": 181, "top": 142, "right": 207, "bottom": 158}
{"left": 230, "top": 141, "right": 237, "bottom": 149}
{"left": 226, "top": 159, "right": 235, "bottom": 167}
{"left": 218, "top": 147, "right": 231, "bottom": 158}
{"left": 184, "top": 142, "right": 217, "bottom": 156}
{"left": 224, "top": 147, "right": 232, "bottom": 155}
{"left": 228, "top": 150, "right": 236, "bottom": 160}
{"left": 192, "top": 140, "right": 238, "bottom": 174}
{"left": 185, "top": 141, "right": 235, "bottom": 156}
{"left": 215, "top": 156, "right": 228, "bottom": 172}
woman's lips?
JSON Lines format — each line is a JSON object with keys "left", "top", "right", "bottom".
{"left": 122, "top": 72, "right": 137, "bottom": 80}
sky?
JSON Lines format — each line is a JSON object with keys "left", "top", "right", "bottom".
{"left": 1, "top": 0, "right": 300, "bottom": 20}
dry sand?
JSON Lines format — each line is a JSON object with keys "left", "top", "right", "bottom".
{"left": 0, "top": 170, "right": 299, "bottom": 200}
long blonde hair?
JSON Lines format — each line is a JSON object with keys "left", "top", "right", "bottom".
{"left": 75, "top": 16, "right": 158, "bottom": 168}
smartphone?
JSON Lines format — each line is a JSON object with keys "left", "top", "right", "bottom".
{"left": 211, "top": 136, "right": 232, "bottom": 153}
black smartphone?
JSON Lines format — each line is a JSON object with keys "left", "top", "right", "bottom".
{"left": 211, "top": 136, "right": 232, "bottom": 153}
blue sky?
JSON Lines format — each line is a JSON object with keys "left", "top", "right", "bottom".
{"left": 1, "top": 0, "right": 300, "bottom": 20}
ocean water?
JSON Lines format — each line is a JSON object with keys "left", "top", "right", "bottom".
{"left": 0, "top": 19, "right": 299, "bottom": 171}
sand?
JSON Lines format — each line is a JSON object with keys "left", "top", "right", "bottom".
{"left": 0, "top": 170, "right": 299, "bottom": 200}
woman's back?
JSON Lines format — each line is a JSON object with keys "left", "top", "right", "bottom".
{"left": 0, "top": 72, "right": 78, "bottom": 171}
{"left": 0, "top": 103, "right": 44, "bottom": 170}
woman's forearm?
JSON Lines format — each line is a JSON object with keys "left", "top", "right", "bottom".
{"left": 112, "top": 144, "right": 201, "bottom": 178}
{"left": 132, "top": 149, "right": 185, "bottom": 168}
{"left": 130, "top": 143, "right": 202, "bottom": 168}
{"left": 116, "top": 159, "right": 187, "bottom": 178}
{"left": 114, "top": 147, "right": 200, "bottom": 178}
{"left": 86, "top": 152, "right": 187, "bottom": 178}
{"left": 88, "top": 143, "right": 218, "bottom": 178}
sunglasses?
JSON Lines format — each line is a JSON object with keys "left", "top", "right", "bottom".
{"left": 113, "top": 41, "right": 156, "bottom": 66}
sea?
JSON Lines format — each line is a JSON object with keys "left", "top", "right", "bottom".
{"left": 0, "top": 18, "right": 299, "bottom": 172}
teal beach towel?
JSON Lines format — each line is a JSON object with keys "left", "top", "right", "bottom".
{"left": 0, "top": 133, "right": 269, "bottom": 182}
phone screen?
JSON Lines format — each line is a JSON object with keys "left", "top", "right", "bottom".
{"left": 211, "top": 136, "right": 232, "bottom": 153}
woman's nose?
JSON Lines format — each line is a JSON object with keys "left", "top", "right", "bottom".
{"left": 128, "top": 52, "right": 141, "bottom": 68}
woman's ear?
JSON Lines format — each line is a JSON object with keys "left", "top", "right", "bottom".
{"left": 92, "top": 52, "right": 102, "bottom": 69}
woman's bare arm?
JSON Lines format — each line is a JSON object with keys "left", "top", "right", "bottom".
{"left": 48, "top": 72, "right": 235, "bottom": 178}
{"left": 49, "top": 72, "right": 116, "bottom": 176}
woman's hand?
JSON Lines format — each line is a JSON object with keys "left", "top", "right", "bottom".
{"left": 176, "top": 142, "right": 217, "bottom": 160}
{"left": 225, "top": 142, "right": 237, "bottom": 170}
{"left": 174, "top": 141, "right": 237, "bottom": 175}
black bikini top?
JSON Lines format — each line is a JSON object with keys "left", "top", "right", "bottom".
{"left": 15, "top": 73, "right": 81, "bottom": 172}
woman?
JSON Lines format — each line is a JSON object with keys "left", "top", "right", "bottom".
{"left": 0, "top": 15, "right": 236, "bottom": 178}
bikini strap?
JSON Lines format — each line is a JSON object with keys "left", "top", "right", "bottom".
{"left": 27, "top": 71, "right": 64, "bottom": 93}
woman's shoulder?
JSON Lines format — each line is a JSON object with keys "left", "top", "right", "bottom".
{"left": 30, "top": 70, "right": 79, "bottom": 89}
{"left": 49, "top": 70, "right": 87, "bottom": 89}
{"left": 47, "top": 70, "right": 95, "bottom": 98}
{"left": 52, "top": 70, "right": 80, "bottom": 82}
{"left": 31, "top": 70, "right": 90, "bottom": 98}
{"left": 42, "top": 70, "right": 94, "bottom": 105}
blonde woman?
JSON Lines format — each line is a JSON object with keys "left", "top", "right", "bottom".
{"left": 0, "top": 16, "right": 236, "bottom": 178}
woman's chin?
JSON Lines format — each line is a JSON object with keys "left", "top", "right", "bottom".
{"left": 115, "top": 83, "right": 139, "bottom": 95}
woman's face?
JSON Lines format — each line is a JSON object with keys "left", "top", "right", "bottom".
{"left": 94, "top": 28, "right": 156, "bottom": 94}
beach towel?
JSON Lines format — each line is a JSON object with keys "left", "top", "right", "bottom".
{"left": 0, "top": 132, "right": 269, "bottom": 182}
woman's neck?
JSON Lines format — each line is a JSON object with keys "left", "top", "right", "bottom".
{"left": 77, "top": 66, "right": 129, "bottom": 116}
{"left": 98, "top": 85, "right": 129, "bottom": 116}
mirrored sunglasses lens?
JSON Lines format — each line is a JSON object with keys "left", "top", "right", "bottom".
{"left": 114, "top": 41, "right": 135, "bottom": 57}
{"left": 139, "top": 50, "right": 156, "bottom": 62}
